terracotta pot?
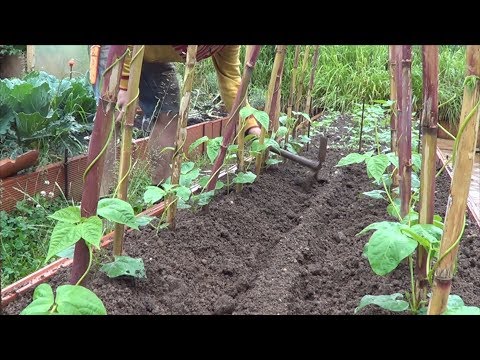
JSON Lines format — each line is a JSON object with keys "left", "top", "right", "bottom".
{"left": 0, "top": 150, "right": 39, "bottom": 179}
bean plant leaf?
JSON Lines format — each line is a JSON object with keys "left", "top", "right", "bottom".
{"left": 97, "top": 198, "right": 138, "bottom": 230}
{"left": 362, "top": 190, "right": 386, "bottom": 200}
{"left": 77, "top": 215, "right": 103, "bottom": 248}
{"left": 207, "top": 137, "right": 223, "bottom": 164}
{"left": 181, "top": 161, "right": 195, "bottom": 174}
{"left": 46, "top": 221, "right": 81, "bottom": 262}
{"left": 136, "top": 215, "right": 155, "bottom": 227}
{"left": 360, "top": 222, "right": 417, "bottom": 275}
{"left": 233, "top": 171, "right": 257, "bottom": 184}
{"left": 48, "top": 206, "right": 81, "bottom": 224}
{"left": 355, "top": 293, "right": 409, "bottom": 314}
{"left": 336, "top": 153, "right": 365, "bottom": 167}
{"left": 239, "top": 106, "right": 256, "bottom": 120}
{"left": 55, "top": 285, "right": 107, "bottom": 315}
{"left": 100, "top": 256, "right": 146, "bottom": 279}
{"left": 188, "top": 136, "right": 209, "bottom": 154}
{"left": 144, "top": 186, "right": 166, "bottom": 204}
{"left": 20, "top": 283, "right": 55, "bottom": 315}
{"left": 174, "top": 185, "right": 192, "bottom": 202}
{"left": 365, "top": 154, "right": 389, "bottom": 182}
{"left": 253, "top": 110, "right": 270, "bottom": 131}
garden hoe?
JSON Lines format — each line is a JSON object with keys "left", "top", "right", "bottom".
{"left": 269, "top": 135, "right": 327, "bottom": 182}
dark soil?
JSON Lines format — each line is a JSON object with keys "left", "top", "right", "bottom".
{"left": 3, "top": 116, "right": 480, "bottom": 315}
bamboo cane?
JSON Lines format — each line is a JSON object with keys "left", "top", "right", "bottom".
{"left": 397, "top": 45, "right": 412, "bottom": 218}
{"left": 113, "top": 45, "right": 145, "bottom": 254}
{"left": 390, "top": 45, "right": 401, "bottom": 188}
{"left": 287, "top": 46, "right": 301, "bottom": 119}
{"left": 294, "top": 45, "right": 311, "bottom": 112}
{"left": 304, "top": 45, "right": 320, "bottom": 151}
{"left": 428, "top": 45, "right": 480, "bottom": 315}
{"left": 71, "top": 45, "right": 127, "bottom": 285}
{"left": 235, "top": 46, "right": 255, "bottom": 193}
{"left": 206, "top": 46, "right": 262, "bottom": 195}
{"left": 166, "top": 45, "right": 198, "bottom": 227}
{"left": 415, "top": 45, "right": 439, "bottom": 306}
{"left": 255, "top": 45, "right": 287, "bottom": 175}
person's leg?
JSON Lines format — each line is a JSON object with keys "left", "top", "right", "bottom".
{"left": 139, "top": 62, "right": 180, "bottom": 185}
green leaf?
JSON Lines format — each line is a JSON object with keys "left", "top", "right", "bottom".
{"left": 239, "top": 106, "right": 256, "bottom": 120}
{"left": 46, "top": 222, "right": 81, "bottom": 262}
{"left": 266, "top": 158, "right": 283, "bottom": 166}
{"left": 446, "top": 294, "right": 465, "bottom": 310}
{"left": 362, "top": 190, "right": 386, "bottom": 200}
{"left": 196, "top": 190, "right": 215, "bottom": 206}
{"left": 144, "top": 186, "right": 166, "bottom": 204}
{"left": 179, "top": 168, "right": 200, "bottom": 187}
{"left": 357, "top": 221, "right": 399, "bottom": 236}
{"left": 227, "top": 144, "right": 238, "bottom": 153}
{"left": 55, "top": 285, "right": 107, "bottom": 315}
{"left": 367, "top": 224, "right": 418, "bottom": 275}
{"left": 387, "top": 199, "right": 401, "bottom": 218}
{"left": 56, "top": 244, "right": 75, "bottom": 259}
{"left": 78, "top": 216, "right": 103, "bottom": 248}
{"left": 355, "top": 293, "right": 409, "bottom": 314}
{"left": 136, "top": 215, "right": 154, "bottom": 227}
{"left": 100, "top": 255, "right": 146, "bottom": 279}
{"left": 292, "top": 111, "right": 311, "bottom": 121}
{"left": 250, "top": 139, "right": 269, "bottom": 154}
{"left": 48, "top": 206, "right": 81, "bottom": 224}
{"left": 336, "top": 153, "right": 365, "bottom": 167}
{"left": 365, "top": 154, "right": 389, "bottom": 182}
{"left": 253, "top": 110, "right": 270, "bottom": 130}
{"left": 412, "top": 153, "right": 422, "bottom": 172}
{"left": 408, "top": 224, "right": 442, "bottom": 244}
{"left": 177, "top": 198, "right": 191, "bottom": 209}
{"left": 276, "top": 126, "right": 288, "bottom": 138}
{"left": 233, "top": 171, "right": 257, "bottom": 184}
{"left": 411, "top": 172, "right": 420, "bottom": 189}
{"left": 444, "top": 306, "right": 480, "bottom": 315}
{"left": 181, "top": 161, "right": 195, "bottom": 174}
{"left": 20, "top": 283, "right": 54, "bottom": 315}
{"left": 97, "top": 198, "right": 138, "bottom": 230}
{"left": 207, "top": 137, "right": 223, "bottom": 164}
{"left": 174, "top": 185, "right": 192, "bottom": 201}
{"left": 188, "top": 136, "right": 209, "bottom": 154}
{"left": 386, "top": 152, "right": 398, "bottom": 168}
{"left": 265, "top": 137, "right": 281, "bottom": 151}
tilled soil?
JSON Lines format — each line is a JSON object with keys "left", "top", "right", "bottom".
{"left": 3, "top": 116, "right": 480, "bottom": 315}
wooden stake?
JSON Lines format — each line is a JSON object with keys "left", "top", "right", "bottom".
{"left": 255, "top": 45, "right": 287, "bottom": 175}
{"left": 397, "top": 45, "right": 413, "bottom": 218}
{"left": 206, "top": 46, "right": 262, "bottom": 194}
{"left": 428, "top": 45, "right": 480, "bottom": 315}
{"left": 113, "top": 45, "right": 145, "bottom": 255}
{"left": 166, "top": 45, "right": 198, "bottom": 227}
{"left": 71, "top": 45, "right": 127, "bottom": 284}
{"left": 415, "top": 45, "right": 439, "bottom": 306}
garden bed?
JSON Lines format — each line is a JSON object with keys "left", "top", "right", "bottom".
{"left": 3, "top": 116, "right": 480, "bottom": 315}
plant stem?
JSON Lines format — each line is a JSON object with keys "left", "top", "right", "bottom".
{"left": 409, "top": 255, "right": 417, "bottom": 313}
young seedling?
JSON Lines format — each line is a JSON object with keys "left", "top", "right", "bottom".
{"left": 21, "top": 197, "right": 147, "bottom": 315}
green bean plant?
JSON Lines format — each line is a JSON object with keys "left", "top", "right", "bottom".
{"left": 336, "top": 107, "right": 479, "bottom": 315}
{"left": 21, "top": 198, "right": 150, "bottom": 315}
